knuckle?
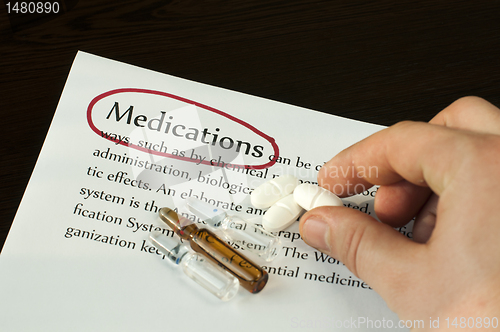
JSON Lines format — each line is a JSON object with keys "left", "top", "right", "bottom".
{"left": 453, "top": 95, "right": 486, "bottom": 106}
{"left": 447, "top": 96, "right": 487, "bottom": 117}
{"left": 391, "top": 120, "right": 415, "bottom": 130}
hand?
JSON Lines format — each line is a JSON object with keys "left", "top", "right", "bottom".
{"left": 299, "top": 96, "right": 500, "bottom": 327}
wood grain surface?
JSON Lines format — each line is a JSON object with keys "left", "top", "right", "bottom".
{"left": 1, "top": 0, "right": 500, "bottom": 249}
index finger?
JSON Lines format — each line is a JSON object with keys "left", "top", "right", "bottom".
{"left": 319, "top": 121, "right": 469, "bottom": 197}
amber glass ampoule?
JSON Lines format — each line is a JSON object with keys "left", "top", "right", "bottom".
{"left": 159, "top": 207, "right": 268, "bottom": 294}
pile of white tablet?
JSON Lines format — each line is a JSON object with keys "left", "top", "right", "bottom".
{"left": 251, "top": 175, "right": 343, "bottom": 232}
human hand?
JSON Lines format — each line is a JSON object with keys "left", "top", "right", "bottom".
{"left": 299, "top": 97, "right": 500, "bottom": 329}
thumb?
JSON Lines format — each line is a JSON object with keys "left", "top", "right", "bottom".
{"left": 299, "top": 206, "right": 422, "bottom": 302}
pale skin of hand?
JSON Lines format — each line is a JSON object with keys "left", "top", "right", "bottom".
{"left": 299, "top": 97, "right": 500, "bottom": 330}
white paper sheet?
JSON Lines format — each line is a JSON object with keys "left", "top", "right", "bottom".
{"left": 0, "top": 52, "right": 409, "bottom": 331}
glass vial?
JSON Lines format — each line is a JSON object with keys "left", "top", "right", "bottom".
{"left": 159, "top": 207, "right": 269, "bottom": 294}
{"left": 149, "top": 231, "right": 239, "bottom": 301}
{"left": 186, "top": 198, "right": 281, "bottom": 262}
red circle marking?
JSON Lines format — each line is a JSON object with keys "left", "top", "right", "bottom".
{"left": 87, "top": 88, "right": 279, "bottom": 169}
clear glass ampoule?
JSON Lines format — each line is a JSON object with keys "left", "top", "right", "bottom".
{"left": 186, "top": 198, "right": 281, "bottom": 262}
{"left": 149, "top": 232, "right": 239, "bottom": 301}
{"left": 159, "top": 207, "right": 268, "bottom": 294}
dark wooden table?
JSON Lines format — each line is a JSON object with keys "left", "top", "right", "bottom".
{"left": 2, "top": 0, "right": 500, "bottom": 250}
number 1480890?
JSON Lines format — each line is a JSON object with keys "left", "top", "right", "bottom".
{"left": 6, "top": 2, "right": 60, "bottom": 14}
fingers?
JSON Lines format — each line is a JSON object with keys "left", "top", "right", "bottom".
{"left": 304, "top": 97, "right": 500, "bottom": 317}
{"left": 430, "top": 96, "right": 500, "bottom": 134}
{"left": 374, "top": 181, "right": 431, "bottom": 227}
{"left": 319, "top": 121, "right": 466, "bottom": 197}
{"left": 299, "top": 206, "right": 421, "bottom": 301}
{"left": 318, "top": 97, "right": 500, "bottom": 227}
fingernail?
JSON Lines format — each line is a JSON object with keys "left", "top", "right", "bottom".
{"left": 302, "top": 217, "right": 331, "bottom": 251}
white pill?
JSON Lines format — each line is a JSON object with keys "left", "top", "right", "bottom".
{"left": 262, "top": 194, "right": 304, "bottom": 232}
{"left": 251, "top": 175, "right": 299, "bottom": 209}
{"left": 293, "top": 183, "right": 343, "bottom": 211}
